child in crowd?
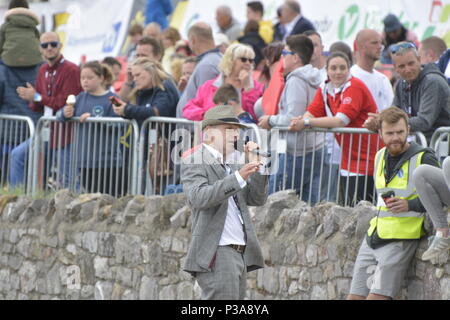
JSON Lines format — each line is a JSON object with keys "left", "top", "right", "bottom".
{"left": 58, "top": 61, "right": 126, "bottom": 197}
{"left": 0, "top": 0, "right": 42, "bottom": 67}
{"left": 213, "top": 84, "right": 256, "bottom": 124}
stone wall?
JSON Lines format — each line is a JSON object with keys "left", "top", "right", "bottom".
{"left": 0, "top": 190, "right": 448, "bottom": 300}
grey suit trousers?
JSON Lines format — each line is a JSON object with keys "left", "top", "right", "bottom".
{"left": 195, "top": 246, "right": 247, "bottom": 300}
{"left": 413, "top": 156, "right": 450, "bottom": 229}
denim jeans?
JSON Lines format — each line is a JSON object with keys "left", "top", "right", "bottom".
{"left": 269, "top": 148, "right": 329, "bottom": 205}
{"left": 323, "top": 161, "right": 340, "bottom": 203}
{"left": 9, "top": 139, "right": 32, "bottom": 188}
{"left": 9, "top": 138, "right": 72, "bottom": 189}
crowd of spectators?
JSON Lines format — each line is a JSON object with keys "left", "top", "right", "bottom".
{"left": 0, "top": 0, "right": 450, "bottom": 301}
{"left": 0, "top": 0, "right": 449, "bottom": 202}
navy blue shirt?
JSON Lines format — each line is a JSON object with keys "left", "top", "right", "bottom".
{"left": 123, "top": 79, "right": 179, "bottom": 127}
{"left": 58, "top": 91, "right": 124, "bottom": 168}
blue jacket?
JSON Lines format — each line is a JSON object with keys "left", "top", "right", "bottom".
{"left": 145, "top": 0, "right": 173, "bottom": 29}
{"left": 0, "top": 63, "right": 41, "bottom": 123}
{"left": 437, "top": 49, "right": 450, "bottom": 85}
{"left": 123, "top": 79, "right": 179, "bottom": 127}
{"left": 273, "top": 16, "right": 316, "bottom": 42}
{"left": 58, "top": 91, "right": 124, "bottom": 168}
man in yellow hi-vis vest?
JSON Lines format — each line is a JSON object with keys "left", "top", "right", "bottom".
{"left": 347, "top": 107, "right": 440, "bottom": 300}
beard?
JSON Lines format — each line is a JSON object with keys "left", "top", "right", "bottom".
{"left": 386, "top": 139, "right": 408, "bottom": 156}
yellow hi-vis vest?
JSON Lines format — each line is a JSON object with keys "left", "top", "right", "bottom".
{"left": 367, "top": 147, "right": 426, "bottom": 240}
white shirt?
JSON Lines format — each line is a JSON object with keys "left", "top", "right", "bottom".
{"left": 203, "top": 144, "right": 246, "bottom": 246}
{"left": 283, "top": 14, "right": 302, "bottom": 41}
{"left": 318, "top": 67, "right": 327, "bottom": 83}
{"left": 351, "top": 65, "right": 394, "bottom": 112}
{"left": 445, "top": 61, "right": 450, "bottom": 79}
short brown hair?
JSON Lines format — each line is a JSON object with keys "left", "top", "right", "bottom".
{"left": 188, "top": 23, "right": 214, "bottom": 42}
{"left": 421, "top": 36, "right": 447, "bottom": 58}
{"left": 379, "top": 106, "right": 409, "bottom": 129}
{"left": 286, "top": 34, "right": 313, "bottom": 65}
{"left": 244, "top": 20, "right": 259, "bottom": 34}
{"left": 329, "top": 41, "right": 353, "bottom": 66}
{"left": 162, "top": 27, "right": 181, "bottom": 45}
{"left": 138, "top": 36, "right": 163, "bottom": 59}
{"left": 247, "top": 2, "right": 264, "bottom": 15}
{"left": 82, "top": 61, "right": 114, "bottom": 89}
{"left": 128, "top": 23, "right": 144, "bottom": 36}
{"left": 213, "top": 84, "right": 240, "bottom": 105}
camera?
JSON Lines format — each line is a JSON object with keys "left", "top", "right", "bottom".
{"left": 381, "top": 190, "right": 395, "bottom": 200}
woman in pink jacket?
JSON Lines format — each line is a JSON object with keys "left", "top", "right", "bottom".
{"left": 183, "top": 43, "right": 264, "bottom": 122}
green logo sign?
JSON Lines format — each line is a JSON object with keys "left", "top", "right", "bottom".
{"left": 338, "top": 4, "right": 360, "bottom": 40}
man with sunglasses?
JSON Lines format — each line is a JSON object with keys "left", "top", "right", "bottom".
{"left": 10, "top": 31, "right": 82, "bottom": 189}
{"left": 364, "top": 41, "right": 450, "bottom": 144}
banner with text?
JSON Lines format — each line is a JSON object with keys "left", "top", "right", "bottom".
{"left": 179, "top": 0, "right": 450, "bottom": 48}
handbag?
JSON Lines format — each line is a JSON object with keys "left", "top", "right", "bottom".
{"left": 148, "top": 136, "right": 173, "bottom": 194}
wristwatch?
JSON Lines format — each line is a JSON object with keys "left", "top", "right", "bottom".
{"left": 33, "top": 92, "right": 42, "bottom": 103}
{"left": 304, "top": 118, "right": 311, "bottom": 128}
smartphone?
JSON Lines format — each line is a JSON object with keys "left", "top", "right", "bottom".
{"left": 381, "top": 190, "right": 395, "bottom": 201}
{"left": 110, "top": 96, "right": 121, "bottom": 107}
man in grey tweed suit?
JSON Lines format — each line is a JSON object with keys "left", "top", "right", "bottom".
{"left": 181, "top": 105, "right": 268, "bottom": 300}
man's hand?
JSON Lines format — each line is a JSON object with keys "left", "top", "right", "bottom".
{"left": 238, "top": 161, "right": 263, "bottom": 181}
{"left": 385, "top": 197, "right": 409, "bottom": 213}
{"left": 64, "top": 104, "right": 75, "bottom": 118}
{"left": 289, "top": 116, "right": 305, "bottom": 131}
{"left": 258, "top": 115, "right": 271, "bottom": 129}
{"left": 16, "top": 82, "right": 36, "bottom": 103}
{"left": 244, "top": 141, "right": 261, "bottom": 163}
{"left": 364, "top": 113, "right": 380, "bottom": 132}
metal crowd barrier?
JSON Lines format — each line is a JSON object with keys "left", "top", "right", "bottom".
{"left": 31, "top": 116, "right": 139, "bottom": 197}
{"left": 409, "top": 131, "right": 428, "bottom": 148}
{"left": 0, "top": 113, "right": 435, "bottom": 204}
{"left": 268, "top": 126, "right": 383, "bottom": 206}
{"left": 136, "top": 117, "right": 263, "bottom": 196}
{"left": 267, "top": 127, "right": 430, "bottom": 206}
{"left": 0, "top": 115, "right": 35, "bottom": 194}
{"left": 430, "top": 127, "right": 450, "bottom": 160}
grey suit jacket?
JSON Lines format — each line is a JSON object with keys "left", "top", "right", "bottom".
{"left": 181, "top": 145, "right": 268, "bottom": 275}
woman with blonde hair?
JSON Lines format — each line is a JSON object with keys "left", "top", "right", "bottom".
{"left": 112, "top": 57, "right": 179, "bottom": 125}
{"left": 183, "top": 43, "right": 264, "bottom": 122}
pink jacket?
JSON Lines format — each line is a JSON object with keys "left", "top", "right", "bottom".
{"left": 182, "top": 75, "right": 264, "bottom": 121}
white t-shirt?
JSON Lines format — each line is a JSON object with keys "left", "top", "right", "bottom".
{"left": 445, "top": 60, "right": 450, "bottom": 79}
{"left": 351, "top": 65, "right": 394, "bottom": 112}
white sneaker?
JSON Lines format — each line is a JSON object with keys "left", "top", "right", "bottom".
{"left": 422, "top": 231, "right": 450, "bottom": 261}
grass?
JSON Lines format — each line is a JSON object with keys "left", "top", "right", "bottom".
{"left": 0, "top": 185, "right": 56, "bottom": 199}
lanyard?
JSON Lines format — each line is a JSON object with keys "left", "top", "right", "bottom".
{"left": 44, "top": 58, "right": 65, "bottom": 97}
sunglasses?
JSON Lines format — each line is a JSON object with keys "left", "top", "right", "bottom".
{"left": 281, "top": 50, "right": 296, "bottom": 56}
{"left": 239, "top": 57, "right": 255, "bottom": 64}
{"left": 389, "top": 42, "right": 416, "bottom": 55}
{"left": 40, "top": 41, "right": 59, "bottom": 49}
